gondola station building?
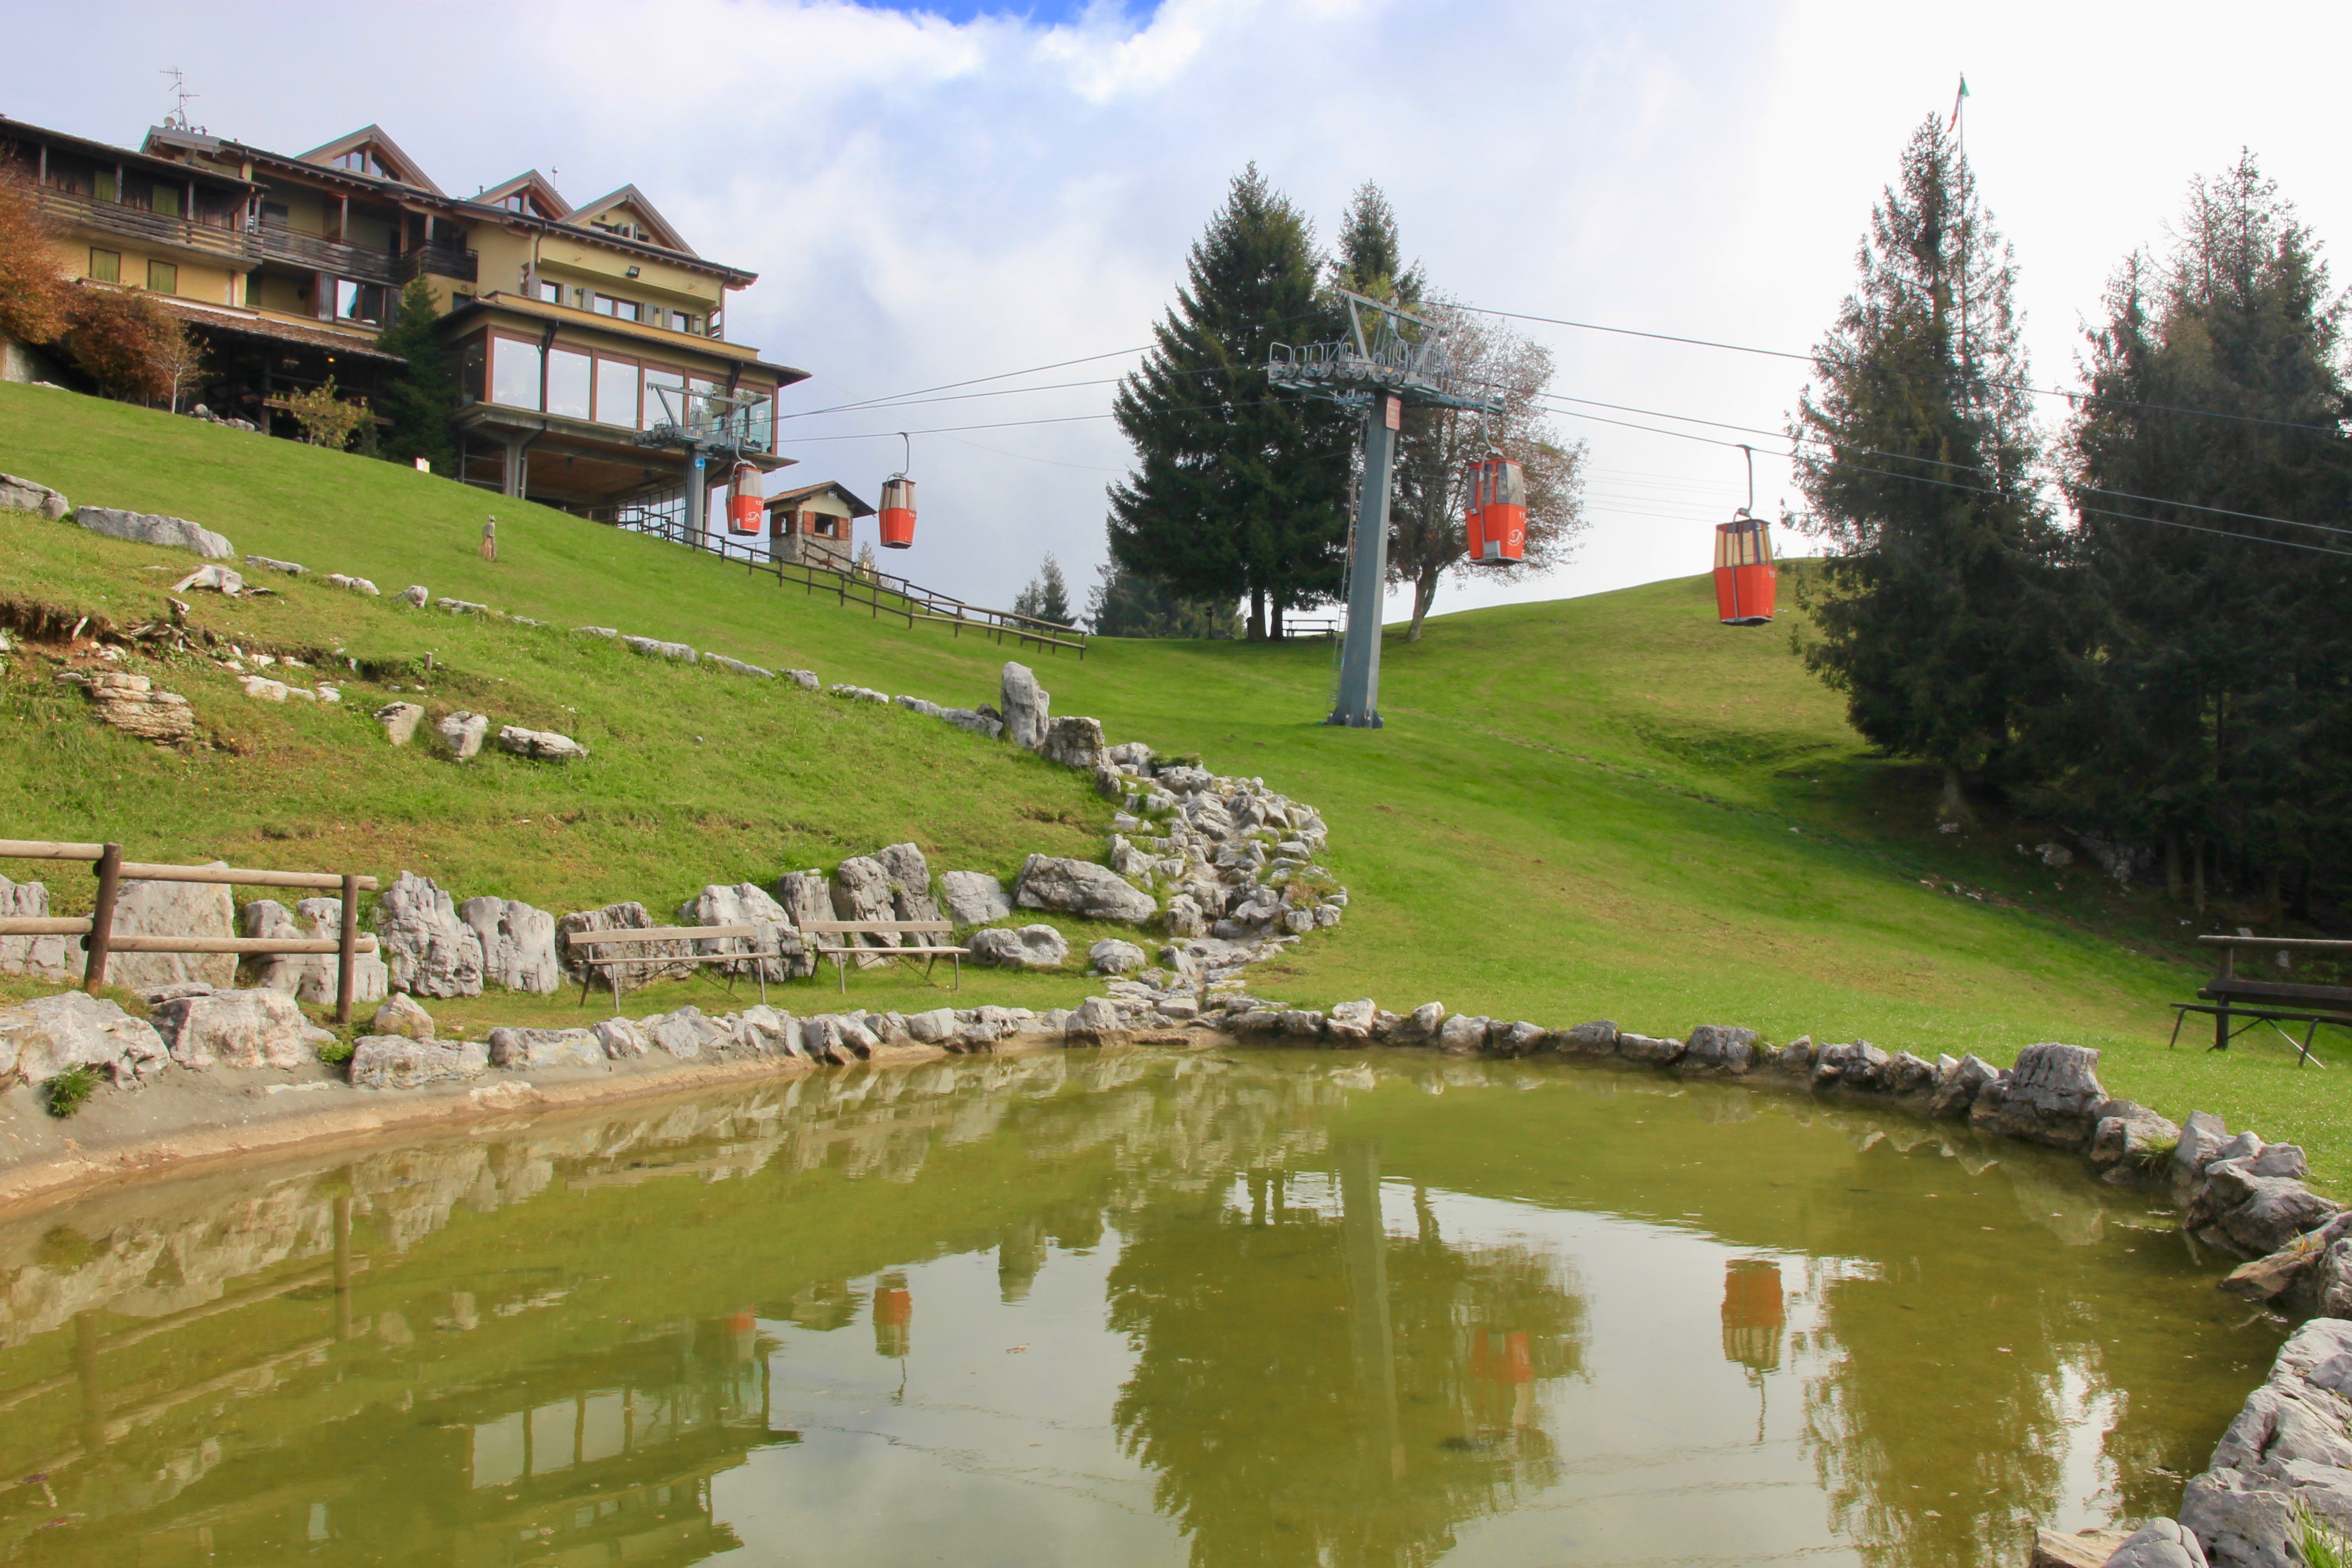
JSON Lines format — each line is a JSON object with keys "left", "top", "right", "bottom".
{"left": 0, "top": 114, "right": 810, "bottom": 536}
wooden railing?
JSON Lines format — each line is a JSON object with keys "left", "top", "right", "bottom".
{"left": 252, "top": 222, "right": 400, "bottom": 285}
{"left": 610, "top": 514, "right": 1090, "bottom": 658}
{"left": 34, "top": 188, "right": 257, "bottom": 264}
{"left": 393, "top": 244, "right": 478, "bottom": 284}
{"left": 0, "top": 841, "right": 380, "bottom": 1023}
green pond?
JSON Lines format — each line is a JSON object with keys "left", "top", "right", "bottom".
{"left": 0, "top": 1049, "right": 2278, "bottom": 1568}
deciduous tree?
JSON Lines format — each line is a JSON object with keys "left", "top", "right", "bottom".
{"left": 0, "top": 159, "right": 68, "bottom": 350}
{"left": 60, "top": 284, "right": 176, "bottom": 402}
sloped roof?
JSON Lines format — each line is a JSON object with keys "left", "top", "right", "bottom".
{"left": 764, "top": 480, "right": 875, "bottom": 517}
{"left": 294, "top": 124, "right": 444, "bottom": 195}
{"left": 561, "top": 184, "right": 695, "bottom": 257}
{"left": 477, "top": 169, "right": 571, "bottom": 219}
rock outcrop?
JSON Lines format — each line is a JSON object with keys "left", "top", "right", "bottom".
{"left": 73, "top": 505, "right": 233, "bottom": 559}
{"left": 375, "top": 872, "right": 485, "bottom": 998}
{"left": 496, "top": 725, "right": 588, "bottom": 761}
{"left": 969, "top": 925, "right": 1069, "bottom": 969}
{"left": 1000, "top": 662, "right": 1049, "bottom": 749}
{"left": 150, "top": 988, "right": 335, "bottom": 1070}
{"left": 349, "top": 1035, "right": 487, "bottom": 1090}
{"left": 0, "top": 473, "right": 69, "bottom": 519}
{"left": 78, "top": 672, "right": 195, "bottom": 743}
{"left": 460, "top": 896, "right": 561, "bottom": 993}
{"left": 1040, "top": 716, "right": 1104, "bottom": 770}
{"left": 434, "top": 711, "right": 490, "bottom": 761}
{"left": 557, "top": 901, "right": 693, "bottom": 988}
{"left": 106, "top": 866, "right": 235, "bottom": 990}
{"left": 2180, "top": 1317, "right": 2352, "bottom": 1568}
{"left": 486, "top": 1027, "right": 606, "bottom": 1071}
{"left": 0, "top": 992, "right": 167, "bottom": 1085}
{"left": 1014, "top": 854, "right": 1155, "bottom": 924}
{"left": 1969, "top": 1042, "right": 2108, "bottom": 1149}
{"left": 680, "top": 883, "right": 801, "bottom": 981}
{"left": 243, "top": 897, "right": 388, "bottom": 1005}
{"left": 0, "top": 876, "right": 79, "bottom": 982}
{"left": 939, "top": 871, "right": 1011, "bottom": 926}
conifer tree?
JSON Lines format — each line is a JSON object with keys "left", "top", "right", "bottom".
{"left": 1013, "top": 553, "right": 1073, "bottom": 626}
{"left": 1790, "top": 116, "right": 2071, "bottom": 824}
{"left": 2061, "top": 155, "right": 2352, "bottom": 914}
{"left": 1108, "top": 166, "right": 1353, "bottom": 640}
{"left": 1085, "top": 559, "right": 1239, "bottom": 638}
{"left": 374, "top": 277, "right": 457, "bottom": 472}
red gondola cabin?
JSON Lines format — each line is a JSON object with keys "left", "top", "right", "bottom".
{"left": 1713, "top": 516, "right": 1776, "bottom": 624}
{"left": 878, "top": 476, "right": 916, "bottom": 550}
{"left": 1466, "top": 457, "right": 1526, "bottom": 564}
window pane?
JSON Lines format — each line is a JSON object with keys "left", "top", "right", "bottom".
{"left": 147, "top": 260, "right": 178, "bottom": 294}
{"left": 460, "top": 338, "right": 486, "bottom": 404}
{"left": 592, "top": 294, "right": 614, "bottom": 317}
{"left": 536, "top": 280, "right": 560, "bottom": 304}
{"left": 490, "top": 337, "right": 541, "bottom": 409}
{"left": 594, "top": 358, "right": 638, "bottom": 427}
{"left": 546, "top": 347, "right": 591, "bottom": 419}
{"left": 88, "top": 249, "right": 119, "bottom": 284}
{"left": 613, "top": 298, "right": 640, "bottom": 322}
{"left": 642, "top": 369, "right": 684, "bottom": 429}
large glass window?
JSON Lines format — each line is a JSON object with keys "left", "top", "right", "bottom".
{"left": 87, "top": 249, "right": 120, "bottom": 284}
{"left": 146, "top": 260, "right": 178, "bottom": 295}
{"left": 490, "top": 336, "right": 542, "bottom": 410}
{"left": 594, "top": 357, "right": 638, "bottom": 428}
{"left": 545, "top": 347, "right": 591, "bottom": 419}
{"left": 334, "top": 279, "right": 386, "bottom": 323}
{"left": 641, "top": 368, "right": 683, "bottom": 429}
{"left": 460, "top": 336, "right": 486, "bottom": 404}
{"left": 593, "top": 294, "right": 642, "bottom": 323}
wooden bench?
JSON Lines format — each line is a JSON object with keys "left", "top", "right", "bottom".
{"left": 2169, "top": 935, "right": 2352, "bottom": 1068}
{"left": 798, "top": 919, "right": 967, "bottom": 994}
{"left": 567, "top": 924, "right": 784, "bottom": 1009}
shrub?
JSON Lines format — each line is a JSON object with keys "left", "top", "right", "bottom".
{"left": 317, "top": 1037, "right": 355, "bottom": 1065}
{"left": 42, "top": 1064, "right": 100, "bottom": 1118}
{"left": 61, "top": 284, "right": 175, "bottom": 401}
{"left": 284, "top": 376, "right": 366, "bottom": 449}
{"left": 0, "top": 158, "right": 68, "bottom": 347}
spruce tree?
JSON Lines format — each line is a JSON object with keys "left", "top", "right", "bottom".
{"left": 1014, "top": 554, "right": 1073, "bottom": 625}
{"left": 1791, "top": 116, "right": 2072, "bottom": 824}
{"left": 2062, "top": 155, "right": 2352, "bottom": 914}
{"left": 1108, "top": 166, "right": 1353, "bottom": 641}
{"left": 1085, "top": 559, "right": 1240, "bottom": 638}
{"left": 375, "top": 277, "right": 457, "bottom": 472}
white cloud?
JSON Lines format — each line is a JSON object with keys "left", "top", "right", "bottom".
{"left": 15, "top": 0, "right": 2352, "bottom": 621}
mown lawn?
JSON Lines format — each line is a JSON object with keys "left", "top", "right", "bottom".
{"left": 1, "top": 381, "right": 2339, "bottom": 1181}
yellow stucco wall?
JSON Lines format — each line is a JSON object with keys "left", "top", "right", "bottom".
{"left": 45, "top": 234, "right": 240, "bottom": 306}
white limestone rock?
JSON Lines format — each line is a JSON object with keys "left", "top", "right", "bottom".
{"left": 460, "top": 897, "right": 561, "bottom": 993}
{"left": 679, "top": 882, "right": 801, "bottom": 982}
{"left": 242, "top": 897, "right": 387, "bottom": 1006}
{"left": 245, "top": 554, "right": 306, "bottom": 576}
{"left": 623, "top": 635, "right": 697, "bottom": 662}
{"left": 1000, "top": 662, "right": 1049, "bottom": 749}
{"left": 969, "top": 925, "right": 1069, "bottom": 969}
{"left": 374, "top": 702, "right": 424, "bottom": 745}
{"left": 783, "top": 669, "right": 820, "bottom": 690}
{"left": 374, "top": 871, "right": 486, "bottom": 998}
{"left": 0, "top": 876, "right": 80, "bottom": 982}
{"left": 434, "top": 711, "right": 490, "bottom": 761}
{"left": 2180, "top": 1317, "right": 2352, "bottom": 1568}
{"left": 150, "top": 988, "right": 336, "bottom": 1070}
{"left": 324, "top": 574, "right": 380, "bottom": 595}
{"left": 486, "top": 1027, "right": 606, "bottom": 1071}
{"left": 831, "top": 856, "right": 900, "bottom": 966}
{"left": 74, "top": 505, "right": 233, "bottom": 559}
{"left": 398, "top": 585, "right": 429, "bottom": 607}
{"left": 0, "top": 992, "right": 167, "bottom": 1086}
{"left": 372, "top": 994, "right": 435, "bottom": 1041}
{"left": 1039, "top": 715, "right": 1105, "bottom": 770}
{"left": 495, "top": 725, "right": 588, "bottom": 762}
{"left": 1064, "top": 997, "right": 1126, "bottom": 1047}
{"left": 0, "top": 473, "right": 69, "bottom": 519}
{"left": 703, "top": 654, "right": 774, "bottom": 678}
{"left": 349, "top": 1035, "right": 486, "bottom": 1090}
{"left": 939, "top": 871, "right": 1012, "bottom": 926}
{"left": 1090, "top": 939, "right": 1147, "bottom": 975}
{"left": 875, "top": 843, "right": 941, "bottom": 923}
{"left": 1014, "top": 854, "right": 1156, "bottom": 924}
{"left": 557, "top": 901, "right": 693, "bottom": 988}
{"left": 105, "top": 866, "right": 236, "bottom": 990}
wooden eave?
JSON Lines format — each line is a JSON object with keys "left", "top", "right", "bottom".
{"left": 8, "top": 116, "right": 256, "bottom": 194}
{"left": 291, "top": 124, "right": 446, "bottom": 196}
{"left": 436, "top": 293, "right": 810, "bottom": 387}
{"left": 455, "top": 200, "right": 756, "bottom": 287}
{"left": 763, "top": 481, "right": 876, "bottom": 517}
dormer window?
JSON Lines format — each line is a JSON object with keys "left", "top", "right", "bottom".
{"left": 333, "top": 148, "right": 389, "bottom": 178}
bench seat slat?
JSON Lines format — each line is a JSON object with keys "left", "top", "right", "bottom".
{"left": 2201, "top": 978, "right": 2352, "bottom": 1008}
{"left": 799, "top": 920, "right": 954, "bottom": 935}
{"left": 568, "top": 925, "right": 760, "bottom": 945}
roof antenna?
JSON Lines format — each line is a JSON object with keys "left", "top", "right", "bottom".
{"left": 159, "top": 67, "right": 201, "bottom": 133}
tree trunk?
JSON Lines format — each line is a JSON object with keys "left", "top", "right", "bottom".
{"left": 1270, "top": 600, "right": 1284, "bottom": 642}
{"left": 2165, "top": 830, "right": 2183, "bottom": 903}
{"left": 1936, "top": 764, "right": 1974, "bottom": 828}
{"left": 2193, "top": 835, "right": 2207, "bottom": 918}
{"left": 2264, "top": 861, "right": 2282, "bottom": 922}
{"left": 1407, "top": 566, "right": 1441, "bottom": 642}
{"left": 1247, "top": 588, "right": 1265, "bottom": 642}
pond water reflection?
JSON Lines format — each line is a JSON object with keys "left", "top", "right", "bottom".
{"left": 0, "top": 1050, "right": 2277, "bottom": 1567}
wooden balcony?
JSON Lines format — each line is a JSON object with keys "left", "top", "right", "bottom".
{"left": 252, "top": 221, "right": 398, "bottom": 285}
{"left": 394, "top": 244, "right": 478, "bottom": 285}
{"left": 35, "top": 187, "right": 257, "bottom": 264}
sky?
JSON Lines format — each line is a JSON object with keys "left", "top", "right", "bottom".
{"left": 10, "top": 0, "right": 2350, "bottom": 621}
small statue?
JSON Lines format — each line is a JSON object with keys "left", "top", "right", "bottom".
{"left": 480, "top": 515, "right": 497, "bottom": 562}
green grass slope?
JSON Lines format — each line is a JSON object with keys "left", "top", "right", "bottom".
{"left": 0, "top": 382, "right": 2338, "bottom": 1179}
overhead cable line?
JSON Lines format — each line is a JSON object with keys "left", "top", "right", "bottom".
{"left": 1466, "top": 304, "right": 2346, "bottom": 437}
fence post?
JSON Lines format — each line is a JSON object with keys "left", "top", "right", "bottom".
{"left": 83, "top": 841, "right": 121, "bottom": 993}
{"left": 335, "top": 872, "right": 359, "bottom": 1024}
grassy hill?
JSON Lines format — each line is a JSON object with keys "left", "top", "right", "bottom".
{"left": 1, "top": 380, "right": 2340, "bottom": 1180}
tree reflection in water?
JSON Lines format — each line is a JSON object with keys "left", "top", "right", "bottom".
{"left": 1106, "top": 1140, "right": 1586, "bottom": 1568}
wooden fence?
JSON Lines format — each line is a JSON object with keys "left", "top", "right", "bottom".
{"left": 0, "top": 841, "right": 381, "bottom": 1022}
{"left": 612, "top": 513, "right": 1090, "bottom": 659}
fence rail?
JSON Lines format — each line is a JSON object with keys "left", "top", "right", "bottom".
{"left": 610, "top": 514, "right": 1089, "bottom": 658}
{"left": 0, "top": 841, "right": 381, "bottom": 1022}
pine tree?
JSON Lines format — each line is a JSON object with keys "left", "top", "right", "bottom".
{"left": 1108, "top": 166, "right": 1354, "bottom": 641}
{"left": 2062, "top": 155, "right": 2352, "bottom": 915}
{"left": 1790, "top": 115, "right": 2072, "bottom": 824}
{"left": 1013, "top": 554, "right": 1073, "bottom": 626}
{"left": 1330, "top": 180, "right": 1424, "bottom": 304}
{"left": 374, "top": 277, "right": 457, "bottom": 472}
{"left": 1085, "top": 559, "right": 1240, "bottom": 638}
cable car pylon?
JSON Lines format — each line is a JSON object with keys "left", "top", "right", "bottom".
{"left": 1268, "top": 290, "right": 1506, "bottom": 728}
